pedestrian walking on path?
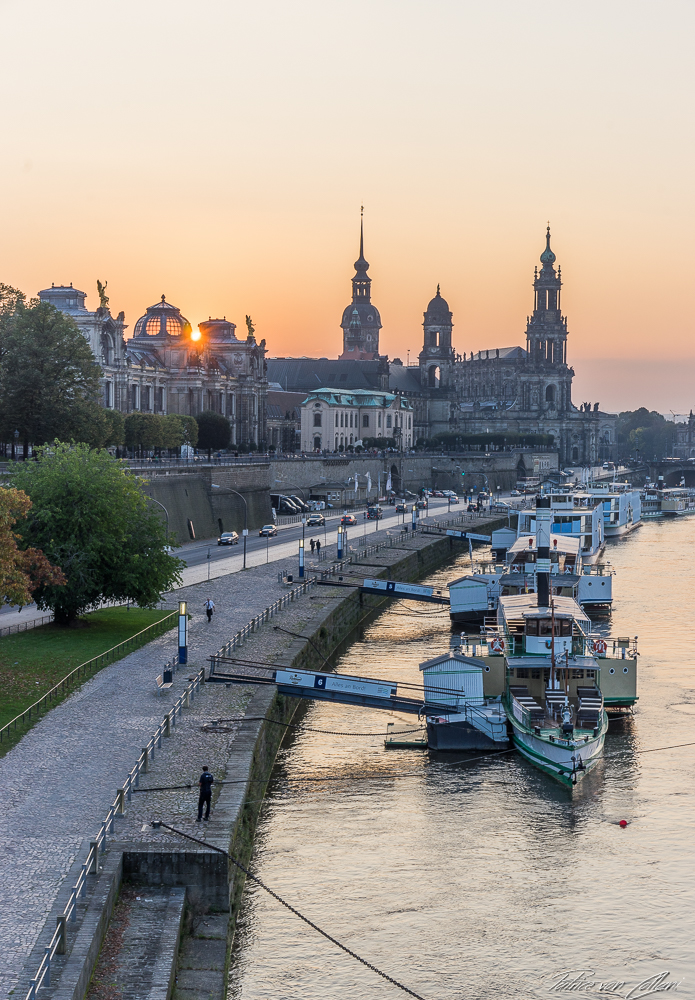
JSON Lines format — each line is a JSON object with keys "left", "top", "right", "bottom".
{"left": 310, "top": 538, "right": 316, "bottom": 554}
{"left": 197, "top": 766, "right": 214, "bottom": 821}
{"left": 316, "top": 539, "right": 321, "bottom": 556}
{"left": 204, "top": 598, "right": 215, "bottom": 622}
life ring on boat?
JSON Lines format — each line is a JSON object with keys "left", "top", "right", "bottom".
{"left": 591, "top": 639, "right": 607, "bottom": 655}
{"left": 490, "top": 637, "right": 505, "bottom": 653}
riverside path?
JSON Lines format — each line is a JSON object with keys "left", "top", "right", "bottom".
{"left": 0, "top": 509, "right": 499, "bottom": 996}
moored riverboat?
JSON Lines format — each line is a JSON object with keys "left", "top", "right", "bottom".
{"left": 471, "top": 497, "right": 638, "bottom": 786}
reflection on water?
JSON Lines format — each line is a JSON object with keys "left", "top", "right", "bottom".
{"left": 228, "top": 520, "right": 695, "bottom": 999}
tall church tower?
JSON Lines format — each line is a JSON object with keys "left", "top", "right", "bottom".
{"left": 525, "top": 227, "right": 568, "bottom": 366}
{"left": 339, "top": 213, "right": 382, "bottom": 360}
{"left": 419, "top": 286, "right": 455, "bottom": 387}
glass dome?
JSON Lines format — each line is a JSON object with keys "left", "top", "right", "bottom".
{"left": 133, "top": 295, "right": 192, "bottom": 339}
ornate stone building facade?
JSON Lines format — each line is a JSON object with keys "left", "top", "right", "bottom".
{"left": 337, "top": 226, "right": 614, "bottom": 464}
{"left": 444, "top": 229, "right": 615, "bottom": 465}
{"left": 38, "top": 286, "right": 268, "bottom": 448}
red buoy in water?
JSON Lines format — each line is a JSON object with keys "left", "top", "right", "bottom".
{"left": 619, "top": 819, "right": 628, "bottom": 828}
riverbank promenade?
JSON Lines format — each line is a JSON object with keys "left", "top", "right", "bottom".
{"left": 0, "top": 513, "right": 500, "bottom": 996}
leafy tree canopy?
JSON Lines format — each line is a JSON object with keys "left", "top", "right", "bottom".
{"left": 0, "top": 300, "right": 103, "bottom": 451}
{"left": 11, "top": 443, "right": 184, "bottom": 623}
{"left": 124, "top": 413, "right": 198, "bottom": 453}
{"left": 615, "top": 408, "right": 674, "bottom": 461}
{"left": 0, "top": 487, "right": 66, "bottom": 607}
{"left": 195, "top": 411, "right": 231, "bottom": 456}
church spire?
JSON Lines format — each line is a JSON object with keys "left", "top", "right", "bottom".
{"left": 352, "top": 207, "right": 371, "bottom": 302}
{"left": 339, "top": 208, "right": 382, "bottom": 359}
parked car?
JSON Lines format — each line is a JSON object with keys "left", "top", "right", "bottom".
{"left": 217, "top": 531, "right": 239, "bottom": 546}
{"left": 290, "top": 495, "right": 310, "bottom": 512}
{"left": 306, "top": 514, "right": 325, "bottom": 526}
{"left": 432, "top": 491, "right": 444, "bottom": 498}
{"left": 278, "top": 495, "right": 299, "bottom": 513}
{"left": 259, "top": 524, "right": 278, "bottom": 537}
{"left": 341, "top": 514, "right": 357, "bottom": 526}
{"left": 510, "top": 489, "right": 522, "bottom": 497}
{"left": 367, "top": 507, "right": 383, "bottom": 519}
{"left": 395, "top": 502, "right": 408, "bottom": 513}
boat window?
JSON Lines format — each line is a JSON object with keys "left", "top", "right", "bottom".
{"left": 525, "top": 620, "right": 539, "bottom": 635}
{"left": 543, "top": 668, "right": 550, "bottom": 682}
{"left": 571, "top": 669, "right": 584, "bottom": 679}
{"left": 538, "top": 619, "right": 553, "bottom": 636}
{"left": 531, "top": 669, "right": 541, "bottom": 679}
{"left": 586, "top": 669, "right": 596, "bottom": 679}
{"left": 516, "top": 668, "right": 529, "bottom": 678}
{"left": 560, "top": 619, "right": 572, "bottom": 636}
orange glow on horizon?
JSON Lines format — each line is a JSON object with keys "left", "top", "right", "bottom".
{"left": 1, "top": 1, "right": 694, "bottom": 412}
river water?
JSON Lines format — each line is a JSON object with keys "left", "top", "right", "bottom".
{"left": 228, "top": 519, "right": 695, "bottom": 1000}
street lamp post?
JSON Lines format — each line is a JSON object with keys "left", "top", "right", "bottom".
{"left": 211, "top": 484, "right": 248, "bottom": 570}
{"left": 146, "top": 496, "right": 170, "bottom": 548}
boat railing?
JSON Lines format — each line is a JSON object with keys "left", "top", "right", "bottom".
{"left": 455, "top": 629, "right": 638, "bottom": 662}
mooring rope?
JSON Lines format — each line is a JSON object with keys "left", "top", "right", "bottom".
{"left": 155, "top": 821, "right": 428, "bottom": 1000}
{"left": 202, "top": 716, "right": 426, "bottom": 737}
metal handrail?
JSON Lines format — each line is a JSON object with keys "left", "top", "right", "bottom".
{"left": 23, "top": 665, "right": 205, "bottom": 1000}
{"left": 0, "top": 612, "right": 178, "bottom": 744}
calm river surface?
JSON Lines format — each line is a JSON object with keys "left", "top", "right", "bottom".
{"left": 228, "top": 519, "right": 695, "bottom": 999}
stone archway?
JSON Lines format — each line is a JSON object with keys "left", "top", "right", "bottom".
{"left": 390, "top": 463, "right": 401, "bottom": 493}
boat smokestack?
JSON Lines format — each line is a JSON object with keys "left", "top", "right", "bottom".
{"left": 536, "top": 496, "right": 551, "bottom": 607}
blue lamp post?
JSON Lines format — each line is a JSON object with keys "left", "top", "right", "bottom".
{"left": 299, "top": 537, "right": 305, "bottom": 578}
{"left": 337, "top": 524, "right": 344, "bottom": 559}
{"left": 178, "top": 600, "right": 188, "bottom": 665}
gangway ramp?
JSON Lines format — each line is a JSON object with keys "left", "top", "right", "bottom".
{"left": 359, "top": 578, "right": 450, "bottom": 605}
{"left": 209, "top": 657, "right": 483, "bottom": 720}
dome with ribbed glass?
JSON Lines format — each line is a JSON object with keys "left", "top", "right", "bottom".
{"left": 133, "top": 295, "right": 192, "bottom": 339}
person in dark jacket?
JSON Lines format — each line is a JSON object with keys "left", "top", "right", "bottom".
{"left": 197, "top": 766, "right": 214, "bottom": 821}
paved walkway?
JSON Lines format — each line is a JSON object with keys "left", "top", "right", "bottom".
{"left": 0, "top": 549, "right": 339, "bottom": 999}
{"left": 0, "top": 513, "right": 485, "bottom": 997}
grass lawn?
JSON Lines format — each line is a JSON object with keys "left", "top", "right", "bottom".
{"left": 0, "top": 607, "right": 177, "bottom": 748}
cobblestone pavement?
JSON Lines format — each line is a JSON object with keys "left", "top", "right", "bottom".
{"left": 0, "top": 556, "right": 340, "bottom": 999}
{"left": 0, "top": 515, "right": 471, "bottom": 996}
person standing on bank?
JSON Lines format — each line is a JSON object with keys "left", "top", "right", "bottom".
{"left": 310, "top": 538, "right": 316, "bottom": 554}
{"left": 197, "top": 766, "right": 214, "bottom": 821}
{"left": 315, "top": 539, "right": 321, "bottom": 556}
{"left": 204, "top": 598, "right": 215, "bottom": 622}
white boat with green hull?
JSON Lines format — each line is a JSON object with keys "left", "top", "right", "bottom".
{"left": 487, "top": 497, "right": 638, "bottom": 787}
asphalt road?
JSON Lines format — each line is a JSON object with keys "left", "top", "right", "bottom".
{"left": 178, "top": 497, "right": 468, "bottom": 568}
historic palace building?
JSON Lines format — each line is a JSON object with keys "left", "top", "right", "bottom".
{"left": 38, "top": 285, "right": 268, "bottom": 448}
{"left": 268, "top": 224, "right": 616, "bottom": 464}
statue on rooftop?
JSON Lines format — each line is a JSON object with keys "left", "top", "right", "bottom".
{"left": 96, "top": 279, "right": 109, "bottom": 311}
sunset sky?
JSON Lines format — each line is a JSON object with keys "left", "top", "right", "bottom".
{"left": 1, "top": 1, "right": 694, "bottom": 412}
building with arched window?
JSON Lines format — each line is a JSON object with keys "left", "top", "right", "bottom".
{"left": 38, "top": 286, "right": 268, "bottom": 449}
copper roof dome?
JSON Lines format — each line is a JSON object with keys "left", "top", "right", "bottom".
{"left": 133, "top": 295, "right": 192, "bottom": 339}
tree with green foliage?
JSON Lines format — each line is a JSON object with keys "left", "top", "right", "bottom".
{"left": 124, "top": 413, "right": 198, "bottom": 457}
{"left": 195, "top": 410, "right": 231, "bottom": 458}
{"left": 11, "top": 442, "right": 183, "bottom": 624}
{"left": 0, "top": 300, "right": 103, "bottom": 456}
{"left": 83, "top": 408, "right": 125, "bottom": 450}
{"left": 615, "top": 408, "right": 675, "bottom": 462}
